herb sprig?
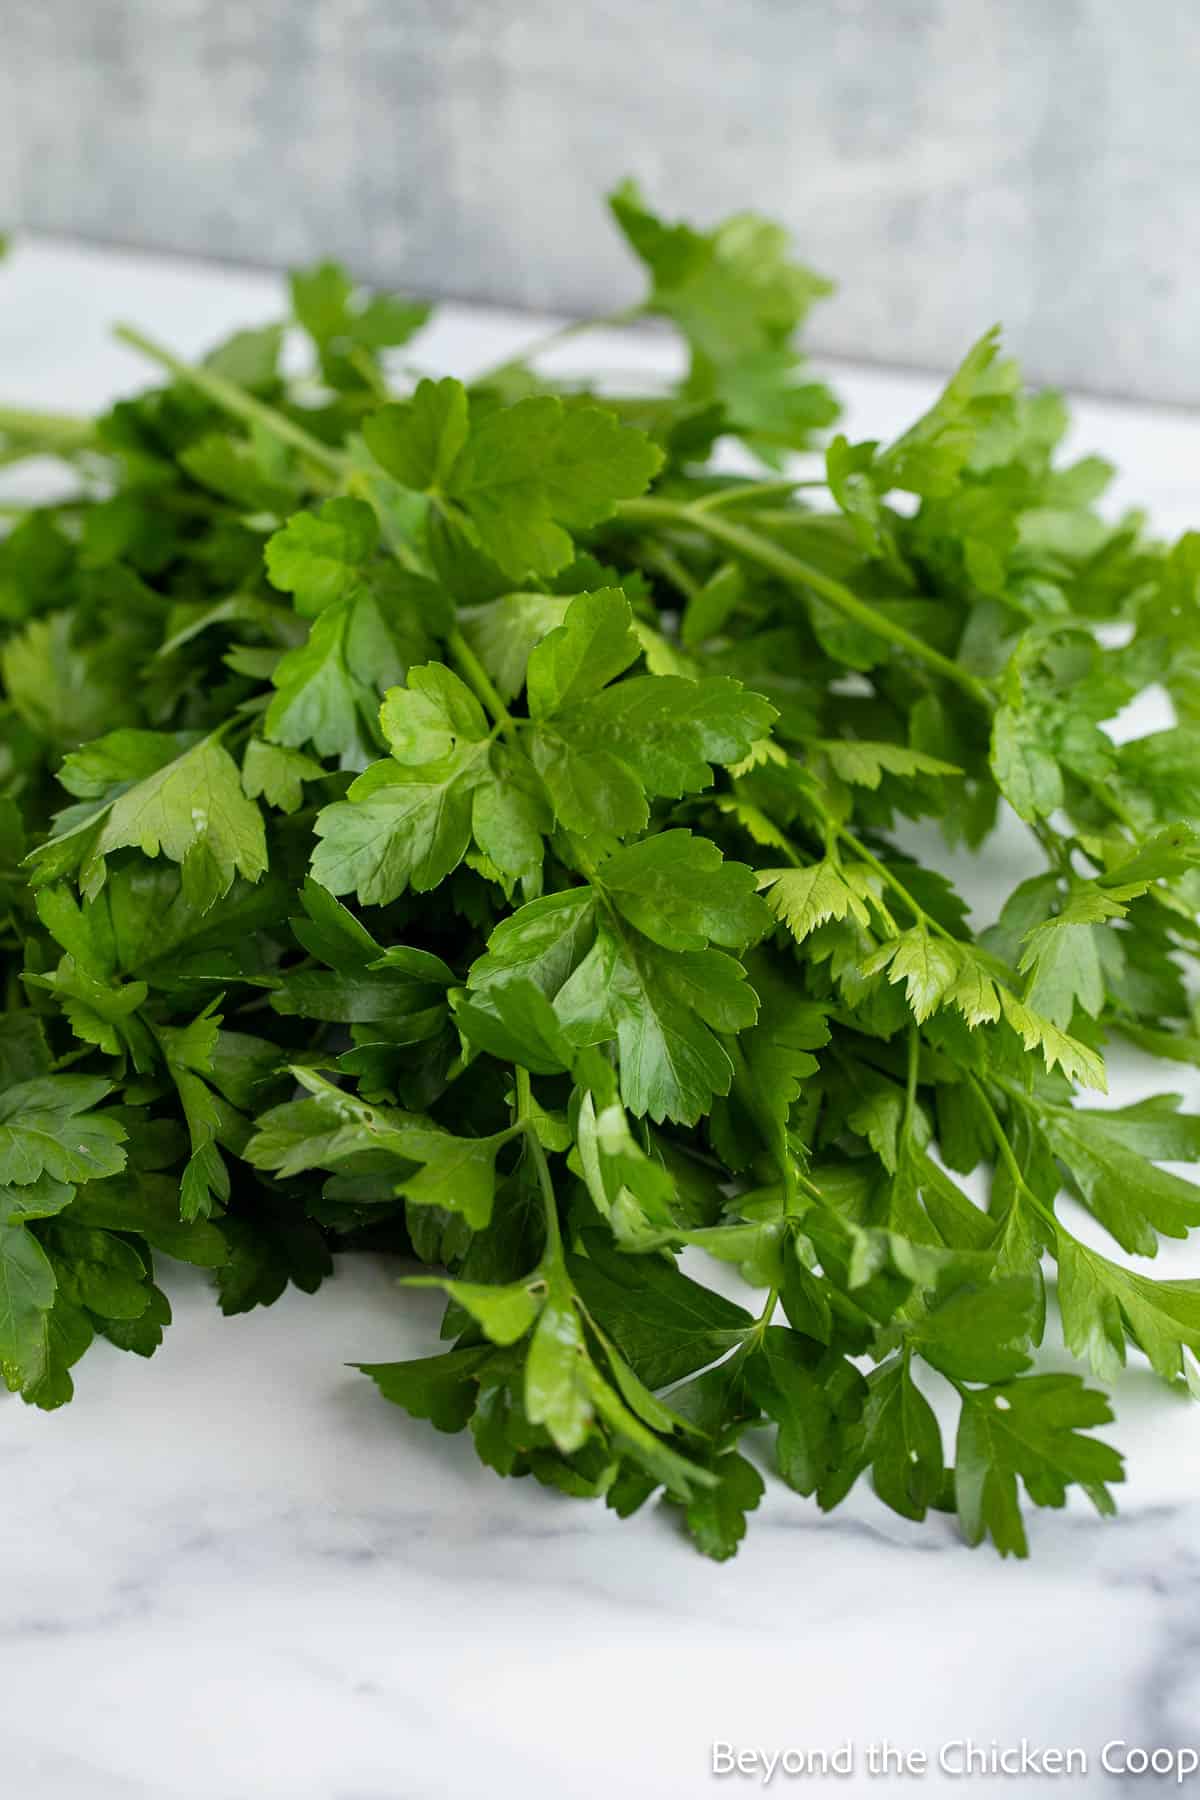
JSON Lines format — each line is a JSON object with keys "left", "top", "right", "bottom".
{"left": 1, "top": 185, "right": 1198, "bottom": 1558}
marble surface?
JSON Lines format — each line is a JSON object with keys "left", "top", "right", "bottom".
{"left": 2, "top": 239, "right": 1200, "bottom": 1799}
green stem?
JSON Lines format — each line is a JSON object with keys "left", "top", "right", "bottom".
{"left": 903, "top": 1025, "right": 920, "bottom": 1141}
{"left": 0, "top": 404, "right": 96, "bottom": 450}
{"left": 114, "top": 324, "right": 350, "bottom": 478}
{"left": 516, "top": 1067, "right": 564, "bottom": 1264}
{"left": 832, "top": 821, "right": 956, "bottom": 941}
{"left": 346, "top": 345, "right": 390, "bottom": 400}
{"left": 472, "top": 305, "right": 646, "bottom": 387}
{"left": 446, "top": 627, "right": 517, "bottom": 737}
{"left": 751, "top": 1285, "right": 780, "bottom": 1334}
{"left": 617, "top": 497, "right": 996, "bottom": 709}
{"left": 691, "top": 477, "right": 828, "bottom": 513}
{"left": 965, "top": 1071, "right": 1057, "bottom": 1229}
{"left": 639, "top": 541, "right": 702, "bottom": 602}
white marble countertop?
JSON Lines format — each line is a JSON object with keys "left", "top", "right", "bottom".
{"left": 2, "top": 239, "right": 1199, "bottom": 1800}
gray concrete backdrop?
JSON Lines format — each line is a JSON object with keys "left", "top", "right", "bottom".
{"left": 3, "top": 0, "right": 1198, "bottom": 404}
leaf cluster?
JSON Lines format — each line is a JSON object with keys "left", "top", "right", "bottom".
{"left": 1, "top": 187, "right": 1198, "bottom": 1559}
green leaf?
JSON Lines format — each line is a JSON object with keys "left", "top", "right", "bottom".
{"left": 681, "top": 563, "right": 743, "bottom": 648}
{"left": 683, "top": 1452, "right": 765, "bottom": 1560}
{"left": 747, "top": 1326, "right": 866, "bottom": 1497}
{"left": 596, "top": 831, "right": 770, "bottom": 953}
{"left": 758, "top": 860, "right": 870, "bottom": 943}
{"left": 451, "top": 980, "right": 573, "bottom": 1077}
{"left": 469, "top": 888, "right": 598, "bottom": 1000}
{"left": 311, "top": 745, "right": 489, "bottom": 905}
{"left": 524, "top": 1282, "right": 593, "bottom": 1453}
{"left": 998, "top": 990, "right": 1107, "bottom": 1091}
{"left": 877, "top": 328, "right": 1016, "bottom": 498}
{"left": 1057, "top": 1231, "right": 1200, "bottom": 1385}
{"left": 363, "top": 379, "right": 469, "bottom": 491}
{"left": 379, "top": 664, "right": 488, "bottom": 763}
{"left": 818, "top": 740, "right": 960, "bottom": 789}
{"left": 561, "top": 674, "right": 776, "bottom": 804}
{"left": 370, "top": 382, "right": 662, "bottom": 579}
{"left": 955, "top": 1374, "right": 1123, "bottom": 1557}
{"left": 31, "top": 733, "right": 268, "bottom": 910}
{"left": 839, "top": 1355, "right": 944, "bottom": 1522}
{"left": 0, "top": 1219, "right": 56, "bottom": 1392}
{"left": 609, "top": 180, "right": 832, "bottom": 366}
{"left": 1019, "top": 917, "right": 1106, "bottom": 1028}
{"left": 525, "top": 587, "right": 642, "bottom": 713}
{"left": 911, "top": 1275, "right": 1039, "bottom": 1383}
{"left": 1039, "top": 1103, "right": 1200, "bottom": 1255}
{"left": 0, "top": 1077, "right": 127, "bottom": 1186}
{"left": 242, "top": 739, "right": 324, "bottom": 814}
{"left": 69, "top": 1172, "right": 228, "bottom": 1267}
{"left": 572, "top": 1082, "right": 678, "bottom": 1246}
{"left": 394, "top": 1127, "right": 513, "bottom": 1230}
{"left": 215, "top": 1208, "right": 332, "bottom": 1315}
{"left": 448, "top": 395, "right": 664, "bottom": 579}
{"left": 459, "top": 591, "right": 572, "bottom": 703}
{"left": 990, "top": 705, "right": 1063, "bottom": 823}
{"left": 355, "top": 1346, "right": 495, "bottom": 1433}
{"left": 568, "top": 1235, "right": 750, "bottom": 1388}
{"left": 264, "top": 499, "right": 379, "bottom": 615}
{"left": 556, "top": 923, "right": 757, "bottom": 1125}
{"left": 406, "top": 1273, "right": 546, "bottom": 1346}
{"left": 263, "top": 602, "right": 373, "bottom": 762}
{"left": 864, "top": 929, "right": 960, "bottom": 1024}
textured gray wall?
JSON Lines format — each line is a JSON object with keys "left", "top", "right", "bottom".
{"left": 3, "top": 1, "right": 1199, "bottom": 404}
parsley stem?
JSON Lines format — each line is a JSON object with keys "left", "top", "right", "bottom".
{"left": 515, "top": 1066, "right": 564, "bottom": 1264}
{"left": 617, "top": 497, "right": 996, "bottom": 709}
{"left": 113, "top": 324, "right": 351, "bottom": 479}
{"left": 752, "top": 1285, "right": 781, "bottom": 1332}
{"left": 0, "top": 404, "right": 97, "bottom": 451}
{"left": 965, "top": 1071, "right": 1058, "bottom": 1230}
{"left": 639, "top": 541, "right": 702, "bottom": 602}
{"left": 471, "top": 304, "right": 646, "bottom": 387}
{"left": 445, "top": 627, "right": 518, "bottom": 737}
{"left": 903, "top": 1025, "right": 920, "bottom": 1141}
{"left": 690, "top": 477, "right": 828, "bottom": 513}
{"left": 831, "top": 821, "right": 956, "bottom": 942}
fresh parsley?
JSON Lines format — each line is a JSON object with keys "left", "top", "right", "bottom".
{"left": 1, "top": 189, "right": 1197, "bottom": 1559}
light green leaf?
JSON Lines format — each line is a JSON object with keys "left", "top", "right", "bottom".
{"left": 758, "top": 860, "right": 870, "bottom": 943}
{"left": 524, "top": 1284, "right": 593, "bottom": 1452}
{"left": 264, "top": 499, "right": 379, "bottom": 615}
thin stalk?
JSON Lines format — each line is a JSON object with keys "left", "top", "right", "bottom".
{"left": 445, "top": 627, "right": 517, "bottom": 737}
{"left": 965, "top": 1071, "right": 1058, "bottom": 1230}
{"left": 516, "top": 1066, "right": 564, "bottom": 1264}
{"left": 690, "top": 477, "right": 829, "bottom": 513}
{"left": 833, "top": 821, "right": 956, "bottom": 942}
{"left": 0, "top": 404, "right": 96, "bottom": 450}
{"left": 903, "top": 1025, "right": 920, "bottom": 1142}
{"left": 617, "top": 496, "right": 996, "bottom": 709}
{"left": 639, "top": 541, "right": 702, "bottom": 603}
{"left": 114, "top": 324, "right": 350, "bottom": 478}
{"left": 751, "top": 1285, "right": 780, "bottom": 1335}
{"left": 472, "top": 305, "right": 646, "bottom": 387}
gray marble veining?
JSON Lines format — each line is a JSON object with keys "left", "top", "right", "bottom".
{"left": 3, "top": 1, "right": 1200, "bottom": 404}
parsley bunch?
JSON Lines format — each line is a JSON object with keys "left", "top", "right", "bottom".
{"left": 2, "top": 186, "right": 1198, "bottom": 1560}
